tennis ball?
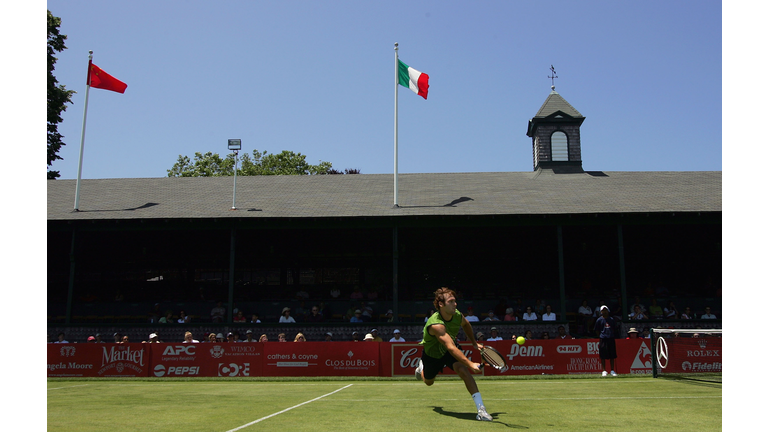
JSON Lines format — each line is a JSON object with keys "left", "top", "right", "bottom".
{"left": 516, "top": 336, "right": 525, "bottom": 345}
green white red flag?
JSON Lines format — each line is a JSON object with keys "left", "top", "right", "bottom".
{"left": 397, "top": 60, "right": 429, "bottom": 100}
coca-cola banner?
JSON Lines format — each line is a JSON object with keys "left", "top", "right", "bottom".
{"left": 262, "top": 342, "right": 379, "bottom": 377}
{"left": 48, "top": 343, "right": 149, "bottom": 377}
{"left": 389, "top": 343, "right": 482, "bottom": 377}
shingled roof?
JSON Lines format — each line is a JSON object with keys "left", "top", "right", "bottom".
{"left": 534, "top": 90, "right": 584, "bottom": 118}
{"left": 47, "top": 171, "right": 722, "bottom": 221}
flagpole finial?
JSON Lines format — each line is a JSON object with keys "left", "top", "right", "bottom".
{"left": 394, "top": 42, "right": 398, "bottom": 50}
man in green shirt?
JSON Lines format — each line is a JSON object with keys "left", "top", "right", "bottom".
{"left": 416, "top": 287, "right": 492, "bottom": 421}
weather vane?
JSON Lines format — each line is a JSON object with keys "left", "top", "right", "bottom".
{"left": 548, "top": 65, "right": 558, "bottom": 90}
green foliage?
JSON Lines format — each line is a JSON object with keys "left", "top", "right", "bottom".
{"left": 47, "top": 10, "right": 76, "bottom": 180}
{"left": 168, "top": 149, "right": 358, "bottom": 177}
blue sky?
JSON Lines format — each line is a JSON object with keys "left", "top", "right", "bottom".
{"left": 43, "top": 1, "right": 722, "bottom": 180}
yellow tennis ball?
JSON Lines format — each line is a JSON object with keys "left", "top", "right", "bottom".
{"left": 516, "top": 336, "right": 525, "bottom": 345}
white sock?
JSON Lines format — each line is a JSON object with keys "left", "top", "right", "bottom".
{"left": 471, "top": 392, "right": 485, "bottom": 410}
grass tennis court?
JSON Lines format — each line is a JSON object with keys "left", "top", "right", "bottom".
{"left": 48, "top": 375, "right": 721, "bottom": 431}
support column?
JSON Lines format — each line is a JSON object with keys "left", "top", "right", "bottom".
{"left": 392, "top": 225, "right": 399, "bottom": 322}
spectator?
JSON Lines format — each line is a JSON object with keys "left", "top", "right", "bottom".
{"left": 211, "top": 301, "right": 226, "bottom": 323}
{"left": 629, "top": 305, "right": 647, "bottom": 321}
{"left": 147, "top": 333, "right": 161, "bottom": 343}
{"left": 306, "top": 305, "right": 324, "bottom": 322}
{"left": 345, "top": 303, "right": 359, "bottom": 321}
{"left": 54, "top": 332, "right": 69, "bottom": 343}
{"left": 425, "top": 309, "right": 435, "bottom": 322}
{"left": 325, "top": 332, "right": 334, "bottom": 342}
{"left": 120, "top": 335, "right": 130, "bottom": 344}
{"left": 370, "top": 329, "right": 383, "bottom": 342}
{"left": 359, "top": 301, "right": 374, "bottom": 321}
{"left": 389, "top": 329, "right": 406, "bottom": 342}
{"left": 541, "top": 305, "right": 556, "bottom": 321}
{"left": 233, "top": 311, "right": 246, "bottom": 323}
{"left": 681, "top": 307, "right": 694, "bottom": 320}
{"left": 541, "top": 332, "right": 550, "bottom": 339}
{"left": 226, "top": 332, "right": 236, "bottom": 343}
{"left": 524, "top": 330, "right": 534, "bottom": 340}
{"left": 87, "top": 336, "right": 97, "bottom": 343}
{"left": 148, "top": 303, "right": 161, "bottom": 323}
{"left": 504, "top": 308, "right": 517, "bottom": 322}
{"left": 363, "top": 333, "right": 375, "bottom": 341}
{"left": 476, "top": 331, "right": 486, "bottom": 342}
{"left": 278, "top": 333, "right": 287, "bottom": 342}
{"left": 215, "top": 333, "right": 225, "bottom": 342}
{"left": 384, "top": 309, "right": 395, "bottom": 323}
{"left": 295, "top": 301, "right": 308, "bottom": 321}
{"left": 522, "top": 307, "right": 538, "bottom": 321}
{"left": 483, "top": 310, "right": 500, "bottom": 322}
{"left": 94, "top": 334, "right": 105, "bottom": 343}
{"left": 250, "top": 313, "right": 261, "bottom": 324}
{"left": 350, "top": 286, "right": 364, "bottom": 300}
{"left": 664, "top": 301, "right": 678, "bottom": 319}
{"left": 577, "top": 300, "right": 593, "bottom": 333}
{"left": 648, "top": 299, "right": 664, "bottom": 319}
{"left": 294, "top": 333, "right": 306, "bottom": 342}
{"left": 279, "top": 307, "right": 296, "bottom": 323}
{"left": 701, "top": 307, "right": 717, "bottom": 319}
{"left": 630, "top": 296, "right": 646, "bottom": 314}
{"left": 329, "top": 287, "right": 341, "bottom": 299}
{"left": 244, "top": 330, "right": 255, "bottom": 342}
{"left": 113, "top": 333, "right": 122, "bottom": 343}
{"left": 487, "top": 327, "right": 502, "bottom": 341}
{"left": 295, "top": 288, "right": 310, "bottom": 301}
{"left": 177, "top": 310, "right": 191, "bottom": 324}
{"left": 464, "top": 306, "right": 480, "bottom": 322}
{"left": 259, "top": 334, "right": 269, "bottom": 342}
{"left": 366, "top": 287, "right": 379, "bottom": 300}
{"left": 535, "top": 299, "right": 546, "bottom": 316}
{"left": 158, "top": 311, "right": 174, "bottom": 324}
{"left": 350, "top": 309, "right": 364, "bottom": 323}
{"left": 206, "top": 333, "right": 216, "bottom": 343}
{"left": 642, "top": 328, "right": 651, "bottom": 338}
{"left": 318, "top": 302, "right": 331, "bottom": 319}
{"left": 351, "top": 331, "right": 361, "bottom": 342}
{"left": 183, "top": 331, "right": 199, "bottom": 343}
{"left": 556, "top": 325, "right": 573, "bottom": 340}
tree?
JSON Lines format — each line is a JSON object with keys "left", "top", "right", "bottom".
{"left": 47, "top": 10, "right": 76, "bottom": 179}
{"left": 167, "top": 149, "right": 359, "bottom": 177}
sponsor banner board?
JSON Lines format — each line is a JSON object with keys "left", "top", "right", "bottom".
{"left": 48, "top": 343, "right": 149, "bottom": 377}
{"left": 262, "top": 342, "right": 379, "bottom": 376}
{"left": 148, "top": 343, "right": 263, "bottom": 377}
{"left": 390, "top": 342, "right": 482, "bottom": 377}
{"left": 655, "top": 336, "right": 721, "bottom": 374}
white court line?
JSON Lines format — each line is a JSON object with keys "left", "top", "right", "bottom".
{"left": 48, "top": 384, "right": 89, "bottom": 391}
{"left": 225, "top": 384, "right": 353, "bottom": 432}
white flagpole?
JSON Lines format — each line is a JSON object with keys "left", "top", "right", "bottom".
{"left": 393, "top": 42, "right": 399, "bottom": 208}
{"left": 73, "top": 50, "right": 93, "bottom": 211}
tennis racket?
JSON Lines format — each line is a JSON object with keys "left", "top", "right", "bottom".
{"left": 479, "top": 346, "right": 507, "bottom": 370}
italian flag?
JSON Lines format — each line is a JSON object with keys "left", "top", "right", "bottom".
{"left": 398, "top": 60, "right": 429, "bottom": 100}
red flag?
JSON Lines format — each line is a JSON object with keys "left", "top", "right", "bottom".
{"left": 88, "top": 62, "right": 127, "bottom": 93}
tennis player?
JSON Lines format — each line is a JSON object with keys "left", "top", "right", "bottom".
{"left": 415, "top": 287, "right": 492, "bottom": 421}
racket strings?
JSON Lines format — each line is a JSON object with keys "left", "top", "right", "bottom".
{"left": 482, "top": 348, "right": 505, "bottom": 368}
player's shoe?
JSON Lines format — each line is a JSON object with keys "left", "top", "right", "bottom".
{"left": 601, "top": 371, "right": 608, "bottom": 377}
{"left": 476, "top": 406, "right": 492, "bottom": 421}
{"left": 415, "top": 358, "right": 423, "bottom": 381}
{"left": 610, "top": 371, "right": 618, "bottom": 377}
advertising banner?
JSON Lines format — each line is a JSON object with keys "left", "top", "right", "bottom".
{"left": 655, "top": 336, "right": 721, "bottom": 374}
{"left": 389, "top": 342, "right": 482, "bottom": 377}
{"left": 262, "top": 342, "right": 379, "bottom": 377}
{"left": 47, "top": 343, "right": 149, "bottom": 377}
{"left": 148, "top": 343, "right": 263, "bottom": 377}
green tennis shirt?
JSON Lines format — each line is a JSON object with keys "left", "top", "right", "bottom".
{"left": 420, "top": 310, "right": 464, "bottom": 358}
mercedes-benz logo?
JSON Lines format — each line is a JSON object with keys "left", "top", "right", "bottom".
{"left": 656, "top": 337, "right": 669, "bottom": 369}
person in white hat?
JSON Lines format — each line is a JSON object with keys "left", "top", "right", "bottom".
{"left": 279, "top": 307, "right": 296, "bottom": 323}
{"left": 363, "top": 333, "right": 374, "bottom": 341}
{"left": 594, "top": 305, "right": 618, "bottom": 377}
{"left": 389, "top": 329, "right": 406, "bottom": 342}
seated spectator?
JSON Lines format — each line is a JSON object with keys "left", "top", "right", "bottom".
{"left": 351, "top": 331, "right": 361, "bottom": 342}
{"left": 487, "top": 327, "right": 502, "bottom": 341}
{"left": 350, "top": 286, "right": 364, "bottom": 300}
{"left": 389, "top": 329, "right": 406, "bottom": 342}
{"left": 385, "top": 309, "right": 395, "bottom": 322}
{"left": 259, "top": 334, "right": 269, "bottom": 342}
{"left": 226, "top": 332, "right": 236, "bottom": 343}
{"left": 206, "top": 333, "right": 216, "bottom": 343}
{"left": 177, "top": 310, "right": 191, "bottom": 324}
{"left": 211, "top": 301, "right": 226, "bottom": 323}
{"left": 541, "top": 305, "right": 556, "bottom": 321}
{"left": 475, "top": 331, "right": 485, "bottom": 341}
{"left": 359, "top": 301, "right": 374, "bottom": 322}
{"left": 350, "top": 309, "right": 364, "bottom": 323}
{"left": 701, "top": 307, "right": 717, "bottom": 319}
{"left": 642, "top": 328, "right": 651, "bottom": 338}
{"left": 87, "top": 336, "right": 97, "bottom": 343}
{"left": 556, "top": 325, "right": 573, "bottom": 339}
{"left": 158, "top": 311, "right": 174, "bottom": 324}
{"left": 483, "top": 310, "right": 500, "bottom": 322}
{"left": 664, "top": 301, "right": 678, "bottom": 319}
{"left": 279, "top": 307, "right": 296, "bottom": 323}
{"left": 577, "top": 300, "right": 592, "bottom": 328}
{"left": 524, "top": 330, "right": 534, "bottom": 341}
{"left": 295, "top": 288, "right": 310, "bottom": 301}
{"left": 329, "top": 287, "right": 341, "bottom": 299}
{"left": 629, "top": 305, "right": 647, "bottom": 320}
{"left": 535, "top": 299, "right": 546, "bottom": 316}
{"left": 504, "top": 307, "right": 517, "bottom": 322}
{"left": 215, "top": 333, "right": 225, "bottom": 342}
{"left": 541, "top": 332, "right": 550, "bottom": 339}
{"left": 277, "top": 333, "right": 287, "bottom": 342}
{"left": 233, "top": 311, "right": 246, "bottom": 323}
{"left": 183, "top": 331, "right": 199, "bottom": 343}
{"left": 366, "top": 288, "right": 379, "bottom": 300}
{"left": 120, "top": 335, "right": 130, "bottom": 344}
{"left": 306, "top": 305, "right": 324, "bottom": 322}
{"left": 464, "top": 306, "right": 480, "bottom": 322}
{"left": 681, "top": 306, "right": 694, "bottom": 319}
{"left": 244, "top": 330, "right": 255, "bottom": 342}
{"left": 294, "top": 333, "right": 306, "bottom": 342}
{"left": 425, "top": 309, "right": 435, "bottom": 322}
{"left": 54, "top": 332, "right": 69, "bottom": 343}
{"left": 626, "top": 327, "right": 639, "bottom": 339}
{"left": 522, "top": 307, "right": 538, "bottom": 321}
{"left": 648, "top": 299, "right": 664, "bottom": 319}
{"left": 250, "top": 313, "right": 261, "bottom": 324}
{"left": 363, "top": 333, "right": 374, "bottom": 341}
{"left": 325, "top": 332, "right": 334, "bottom": 342}
{"left": 370, "top": 329, "right": 383, "bottom": 342}
{"left": 630, "top": 296, "right": 646, "bottom": 314}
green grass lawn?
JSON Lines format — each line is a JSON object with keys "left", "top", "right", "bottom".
{"left": 48, "top": 376, "right": 721, "bottom": 431}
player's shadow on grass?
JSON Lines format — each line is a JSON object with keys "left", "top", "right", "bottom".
{"left": 430, "top": 406, "right": 528, "bottom": 429}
